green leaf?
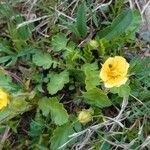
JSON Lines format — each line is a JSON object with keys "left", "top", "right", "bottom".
{"left": 47, "top": 71, "right": 69, "bottom": 95}
{"left": 139, "top": 90, "right": 150, "bottom": 100}
{"left": 92, "top": 12, "right": 99, "bottom": 27}
{"left": 69, "top": 69, "right": 85, "bottom": 83}
{"left": 101, "top": 142, "right": 111, "bottom": 150}
{"left": 0, "top": 97, "right": 31, "bottom": 124}
{"left": 38, "top": 97, "right": 69, "bottom": 125}
{"left": 0, "top": 70, "right": 13, "bottom": 90}
{"left": 6, "top": 56, "right": 17, "bottom": 67}
{"left": 118, "top": 85, "right": 131, "bottom": 97}
{"left": 29, "top": 120, "right": 44, "bottom": 137}
{"left": 51, "top": 33, "right": 68, "bottom": 51}
{"left": 68, "top": 23, "right": 80, "bottom": 37}
{"left": 8, "top": 16, "right": 32, "bottom": 50}
{"left": 32, "top": 52, "right": 53, "bottom": 69}
{"left": 83, "top": 88, "right": 112, "bottom": 108}
{"left": 29, "top": 109, "right": 45, "bottom": 137}
{"left": 50, "top": 124, "right": 74, "bottom": 150}
{"left": 0, "top": 56, "right": 12, "bottom": 64}
{"left": 0, "top": 3, "right": 15, "bottom": 19}
{"left": 63, "top": 41, "right": 80, "bottom": 61}
{"left": 129, "top": 57, "right": 150, "bottom": 77}
{"left": 110, "top": 84, "right": 131, "bottom": 97}
{"left": 38, "top": 97, "right": 51, "bottom": 116}
{"left": 125, "top": 10, "right": 142, "bottom": 39}
{"left": 0, "top": 43, "right": 14, "bottom": 55}
{"left": 97, "top": 9, "right": 133, "bottom": 40}
{"left": 49, "top": 97, "right": 69, "bottom": 125}
{"left": 18, "top": 48, "right": 39, "bottom": 57}
{"left": 76, "top": 3, "right": 88, "bottom": 38}
{"left": 83, "top": 44, "right": 94, "bottom": 62}
{"left": 82, "top": 63, "right": 100, "bottom": 90}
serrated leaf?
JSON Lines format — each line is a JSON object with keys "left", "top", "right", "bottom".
{"left": 139, "top": 90, "right": 150, "bottom": 100}
{"left": 8, "top": 15, "right": 32, "bottom": 50}
{"left": 50, "top": 124, "right": 74, "bottom": 150}
{"left": 63, "top": 41, "right": 80, "bottom": 61}
{"left": 83, "top": 88, "right": 112, "bottom": 108}
{"left": 38, "top": 97, "right": 69, "bottom": 125}
{"left": 92, "top": 12, "right": 99, "bottom": 27}
{"left": 0, "top": 70, "right": 13, "bottom": 90}
{"left": 51, "top": 33, "right": 68, "bottom": 51}
{"left": 32, "top": 52, "right": 53, "bottom": 69}
{"left": 129, "top": 57, "right": 150, "bottom": 77}
{"left": 38, "top": 97, "right": 51, "bottom": 116}
{"left": 97, "top": 9, "right": 133, "bottom": 40}
{"left": 68, "top": 23, "right": 80, "bottom": 37}
{"left": 118, "top": 84, "right": 130, "bottom": 97}
{"left": 83, "top": 45, "right": 94, "bottom": 62}
{"left": 49, "top": 97, "right": 69, "bottom": 125}
{"left": 110, "top": 84, "right": 131, "bottom": 97}
{"left": 82, "top": 63, "right": 100, "bottom": 90}
{"left": 47, "top": 71, "right": 69, "bottom": 95}
{"left": 76, "top": 3, "right": 87, "bottom": 38}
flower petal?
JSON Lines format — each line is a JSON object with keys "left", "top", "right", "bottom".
{"left": 99, "top": 56, "right": 129, "bottom": 88}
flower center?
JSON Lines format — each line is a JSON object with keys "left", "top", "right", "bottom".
{"left": 108, "top": 64, "right": 112, "bottom": 68}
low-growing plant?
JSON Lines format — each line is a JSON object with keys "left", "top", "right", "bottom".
{"left": 0, "top": 0, "right": 149, "bottom": 150}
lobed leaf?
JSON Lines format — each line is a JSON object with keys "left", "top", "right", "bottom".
{"left": 38, "top": 97, "right": 51, "bottom": 116}
{"left": 83, "top": 88, "right": 112, "bottom": 108}
{"left": 51, "top": 33, "right": 68, "bottom": 51}
{"left": 110, "top": 84, "right": 131, "bottom": 97}
{"left": 38, "top": 97, "right": 69, "bottom": 125}
{"left": 32, "top": 52, "right": 53, "bottom": 69}
{"left": 50, "top": 124, "right": 74, "bottom": 150}
{"left": 82, "top": 63, "right": 100, "bottom": 91}
{"left": 49, "top": 97, "right": 69, "bottom": 125}
{"left": 0, "top": 70, "right": 14, "bottom": 90}
{"left": 47, "top": 71, "right": 69, "bottom": 95}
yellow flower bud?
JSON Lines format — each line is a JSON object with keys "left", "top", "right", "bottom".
{"left": 0, "top": 88, "right": 9, "bottom": 110}
{"left": 78, "top": 109, "right": 93, "bottom": 124}
{"left": 89, "top": 40, "right": 99, "bottom": 49}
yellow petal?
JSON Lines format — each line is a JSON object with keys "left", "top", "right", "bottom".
{"left": 99, "top": 56, "right": 129, "bottom": 88}
{"left": 0, "top": 89, "right": 9, "bottom": 110}
{"left": 115, "top": 77, "right": 128, "bottom": 87}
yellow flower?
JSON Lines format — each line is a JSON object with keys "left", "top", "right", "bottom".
{"left": 100, "top": 56, "right": 129, "bottom": 88}
{"left": 0, "top": 88, "right": 9, "bottom": 110}
{"left": 78, "top": 109, "right": 93, "bottom": 124}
